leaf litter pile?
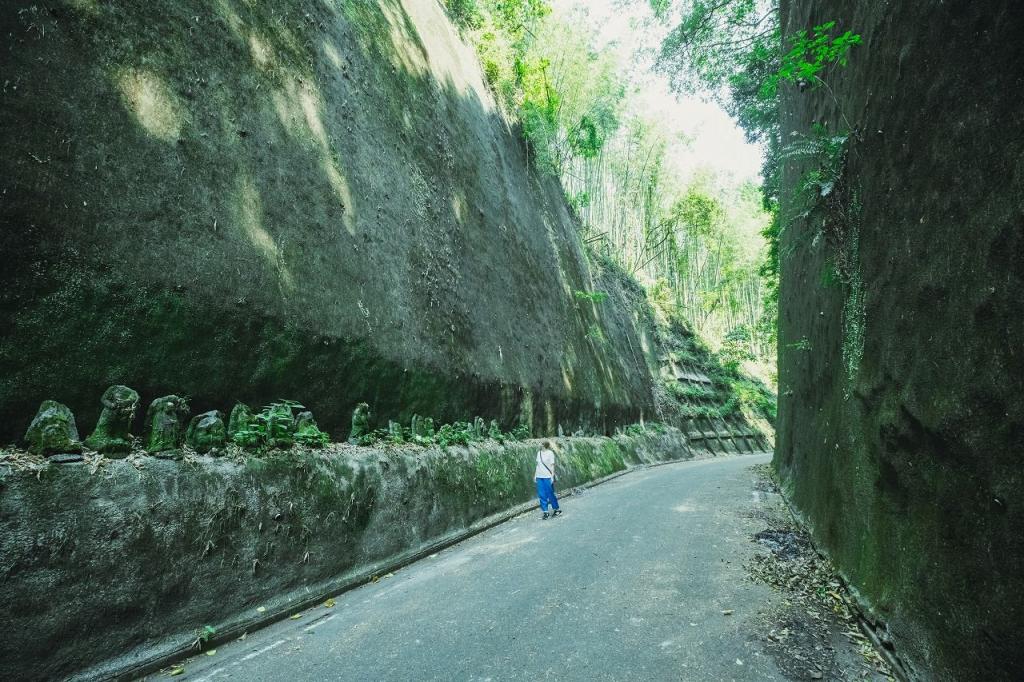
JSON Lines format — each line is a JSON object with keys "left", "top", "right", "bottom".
{"left": 745, "top": 464, "right": 896, "bottom": 681}
{"left": 0, "top": 447, "right": 50, "bottom": 478}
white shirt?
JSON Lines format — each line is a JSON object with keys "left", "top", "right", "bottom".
{"left": 535, "top": 449, "right": 555, "bottom": 479}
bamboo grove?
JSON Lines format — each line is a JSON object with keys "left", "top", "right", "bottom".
{"left": 446, "top": 0, "right": 776, "bottom": 367}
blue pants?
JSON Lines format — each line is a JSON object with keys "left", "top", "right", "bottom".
{"left": 536, "top": 477, "right": 559, "bottom": 512}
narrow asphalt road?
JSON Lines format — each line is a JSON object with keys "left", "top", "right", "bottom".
{"left": 166, "top": 454, "right": 792, "bottom": 681}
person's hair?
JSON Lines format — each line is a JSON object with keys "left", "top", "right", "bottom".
{"left": 542, "top": 440, "right": 552, "bottom": 449}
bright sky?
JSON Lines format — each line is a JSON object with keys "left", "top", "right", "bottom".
{"left": 551, "top": 0, "right": 764, "bottom": 184}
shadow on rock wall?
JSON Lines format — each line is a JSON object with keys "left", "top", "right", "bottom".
{"left": 775, "top": 0, "right": 1024, "bottom": 679}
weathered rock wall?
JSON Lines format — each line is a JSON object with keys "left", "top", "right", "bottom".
{"left": 0, "top": 0, "right": 659, "bottom": 442}
{"left": 776, "top": 1, "right": 1024, "bottom": 679}
{"left": 0, "top": 431, "right": 691, "bottom": 681}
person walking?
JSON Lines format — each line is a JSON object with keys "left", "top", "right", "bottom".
{"left": 535, "top": 440, "right": 562, "bottom": 520}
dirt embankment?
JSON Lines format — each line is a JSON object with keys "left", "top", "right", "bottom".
{"left": 776, "top": 1, "right": 1024, "bottom": 679}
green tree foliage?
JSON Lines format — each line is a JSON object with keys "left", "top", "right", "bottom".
{"left": 449, "top": 0, "right": 777, "bottom": 364}
{"left": 652, "top": 1, "right": 861, "bottom": 365}
{"left": 652, "top": 0, "right": 781, "bottom": 363}
{"left": 770, "top": 21, "right": 862, "bottom": 95}
{"left": 657, "top": 0, "right": 778, "bottom": 99}
{"left": 652, "top": 180, "right": 773, "bottom": 360}
{"left": 446, "top": 1, "right": 623, "bottom": 173}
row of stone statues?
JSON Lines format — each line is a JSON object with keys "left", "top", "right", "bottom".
{"left": 22, "top": 387, "right": 494, "bottom": 459}
{"left": 348, "top": 403, "right": 446, "bottom": 443}
{"left": 23, "top": 386, "right": 324, "bottom": 459}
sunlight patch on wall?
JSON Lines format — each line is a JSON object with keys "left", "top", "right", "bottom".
{"left": 249, "top": 34, "right": 274, "bottom": 69}
{"left": 215, "top": 0, "right": 244, "bottom": 38}
{"left": 66, "top": 0, "right": 99, "bottom": 16}
{"left": 270, "top": 87, "right": 298, "bottom": 138}
{"left": 323, "top": 42, "right": 343, "bottom": 70}
{"left": 539, "top": 215, "right": 575, "bottom": 299}
{"left": 382, "top": 0, "right": 429, "bottom": 76}
{"left": 236, "top": 174, "right": 294, "bottom": 292}
{"left": 639, "top": 329, "right": 651, "bottom": 354}
{"left": 269, "top": 75, "right": 356, "bottom": 235}
{"left": 450, "top": 193, "right": 466, "bottom": 224}
{"left": 399, "top": 0, "right": 480, "bottom": 101}
{"left": 561, "top": 366, "right": 574, "bottom": 392}
{"left": 324, "top": 160, "right": 355, "bottom": 235}
{"left": 115, "top": 69, "right": 186, "bottom": 141}
{"left": 301, "top": 89, "right": 328, "bottom": 145}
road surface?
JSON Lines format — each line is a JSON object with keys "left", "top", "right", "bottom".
{"left": 164, "top": 454, "right": 809, "bottom": 681}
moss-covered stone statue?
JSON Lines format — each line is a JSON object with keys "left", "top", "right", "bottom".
{"left": 388, "top": 420, "right": 404, "bottom": 442}
{"left": 488, "top": 420, "right": 502, "bottom": 440}
{"left": 85, "top": 385, "right": 140, "bottom": 457}
{"left": 227, "top": 403, "right": 254, "bottom": 441}
{"left": 349, "top": 402, "right": 370, "bottom": 443}
{"left": 410, "top": 415, "right": 436, "bottom": 440}
{"left": 186, "top": 410, "right": 226, "bottom": 454}
{"left": 472, "top": 416, "right": 486, "bottom": 439}
{"left": 143, "top": 395, "right": 189, "bottom": 456}
{"left": 295, "top": 410, "right": 317, "bottom": 432}
{"left": 25, "top": 400, "right": 83, "bottom": 456}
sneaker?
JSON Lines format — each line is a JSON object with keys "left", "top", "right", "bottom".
{"left": 552, "top": 509, "right": 562, "bottom": 517}
{"left": 541, "top": 512, "right": 550, "bottom": 520}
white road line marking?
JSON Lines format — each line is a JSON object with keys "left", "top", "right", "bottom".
{"left": 239, "top": 638, "right": 288, "bottom": 662}
{"left": 192, "top": 668, "right": 224, "bottom": 682}
{"left": 191, "top": 638, "right": 288, "bottom": 682}
{"left": 304, "top": 613, "right": 337, "bottom": 632}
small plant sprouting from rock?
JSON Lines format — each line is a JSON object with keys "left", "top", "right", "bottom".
{"left": 191, "top": 624, "right": 216, "bottom": 650}
{"left": 295, "top": 423, "right": 330, "bottom": 448}
{"left": 665, "top": 381, "right": 714, "bottom": 401}
{"left": 586, "top": 323, "right": 607, "bottom": 345}
{"left": 622, "top": 422, "right": 669, "bottom": 437}
{"left": 781, "top": 124, "right": 849, "bottom": 209}
{"left": 574, "top": 289, "right": 608, "bottom": 304}
{"left": 786, "top": 338, "right": 812, "bottom": 351}
{"left": 770, "top": 21, "right": 862, "bottom": 95}
{"left": 509, "top": 423, "right": 531, "bottom": 440}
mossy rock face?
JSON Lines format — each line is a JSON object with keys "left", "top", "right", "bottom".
{"left": 227, "top": 403, "right": 254, "bottom": 440}
{"left": 186, "top": 410, "right": 226, "bottom": 454}
{"left": 84, "top": 385, "right": 140, "bottom": 457}
{"left": 25, "top": 400, "right": 82, "bottom": 456}
{"left": 143, "top": 395, "right": 189, "bottom": 455}
{"left": 349, "top": 402, "right": 370, "bottom": 443}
